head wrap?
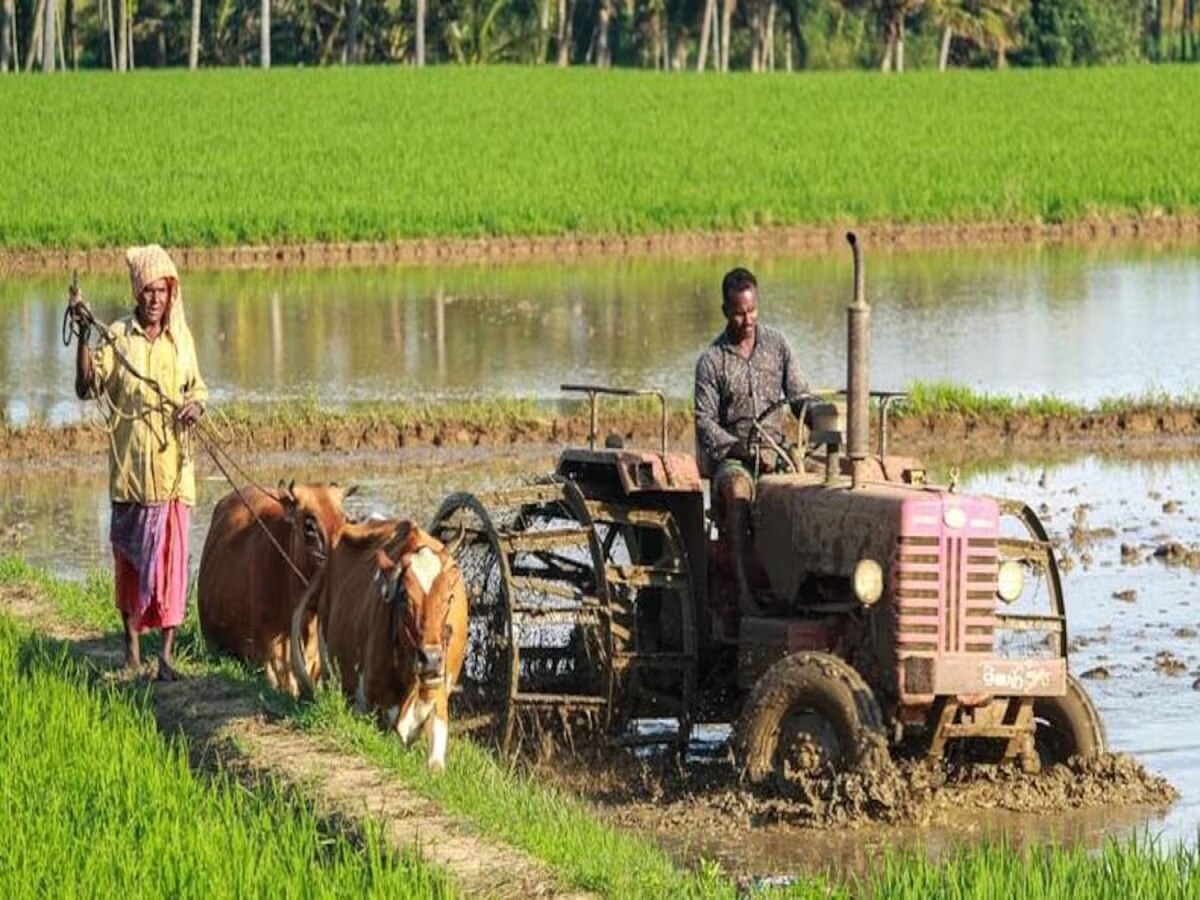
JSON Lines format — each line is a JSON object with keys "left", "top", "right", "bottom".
{"left": 125, "top": 244, "right": 188, "bottom": 335}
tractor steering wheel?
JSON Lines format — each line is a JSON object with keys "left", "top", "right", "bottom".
{"left": 737, "top": 395, "right": 815, "bottom": 477}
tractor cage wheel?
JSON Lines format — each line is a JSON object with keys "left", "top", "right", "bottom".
{"left": 431, "top": 478, "right": 697, "bottom": 757}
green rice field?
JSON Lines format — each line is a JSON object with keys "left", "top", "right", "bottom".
{"left": 0, "top": 614, "right": 448, "bottom": 897}
{"left": 2, "top": 66, "right": 1198, "bottom": 249}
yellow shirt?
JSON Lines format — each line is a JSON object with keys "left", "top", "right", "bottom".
{"left": 91, "top": 315, "right": 208, "bottom": 506}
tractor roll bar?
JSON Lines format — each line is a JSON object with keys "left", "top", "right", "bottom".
{"left": 560, "top": 384, "right": 668, "bottom": 456}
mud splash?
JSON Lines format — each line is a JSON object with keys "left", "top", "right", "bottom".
{"left": 546, "top": 743, "right": 1175, "bottom": 838}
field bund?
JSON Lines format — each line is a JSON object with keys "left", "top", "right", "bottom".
{"left": 2, "top": 67, "right": 1199, "bottom": 263}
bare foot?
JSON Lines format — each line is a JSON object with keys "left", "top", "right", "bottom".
{"left": 156, "top": 656, "right": 181, "bottom": 683}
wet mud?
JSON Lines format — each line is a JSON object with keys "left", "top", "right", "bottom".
{"left": 4, "top": 401, "right": 1200, "bottom": 464}
{"left": 3, "top": 214, "right": 1200, "bottom": 276}
{"left": 536, "top": 746, "right": 1176, "bottom": 877}
{"left": 547, "top": 746, "right": 1175, "bottom": 829}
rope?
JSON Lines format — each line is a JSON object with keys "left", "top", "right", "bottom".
{"left": 64, "top": 295, "right": 309, "bottom": 586}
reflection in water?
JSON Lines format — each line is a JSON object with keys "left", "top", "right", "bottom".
{"left": 3, "top": 243, "right": 1200, "bottom": 425}
{"left": 1, "top": 451, "right": 1196, "bottom": 871}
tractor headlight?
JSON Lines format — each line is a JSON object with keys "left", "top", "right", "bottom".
{"left": 997, "top": 560, "right": 1025, "bottom": 603}
{"left": 853, "top": 559, "right": 884, "bottom": 606}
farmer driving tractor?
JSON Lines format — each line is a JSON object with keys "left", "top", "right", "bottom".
{"left": 694, "top": 266, "right": 814, "bottom": 612}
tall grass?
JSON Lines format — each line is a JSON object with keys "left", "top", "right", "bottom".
{"left": 106, "top": 384, "right": 1200, "bottom": 435}
{"left": 864, "top": 837, "right": 1200, "bottom": 899}
{"left": 0, "top": 614, "right": 448, "bottom": 898}
{"left": 899, "top": 381, "right": 1086, "bottom": 418}
{"left": 1, "top": 67, "right": 1198, "bottom": 249}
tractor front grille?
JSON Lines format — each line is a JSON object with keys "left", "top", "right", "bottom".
{"left": 896, "top": 535, "right": 998, "bottom": 656}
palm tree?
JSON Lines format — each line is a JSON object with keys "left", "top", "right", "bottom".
{"left": 189, "top": 0, "right": 201, "bottom": 68}
{"left": 41, "top": 0, "right": 55, "bottom": 71}
{"left": 416, "top": 0, "right": 426, "bottom": 65}
{"left": 556, "top": 0, "right": 575, "bottom": 65}
{"left": 1, "top": 0, "right": 14, "bottom": 72}
{"left": 929, "top": 0, "right": 1025, "bottom": 70}
{"left": 876, "top": 0, "right": 924, "bottom": 72}
{"left": 696, "top": 0, "right": 716, "bottom": 69}
{"left": 593, "top": 0, "right": 613, "bottom": 66}
{"left": 719, "top": 0, "right": 735, "bottom": 70}
{"left": 116, "top": 0, "right": 127, "bottom": 70}
{"left": 260, "top": 0, "right": 270, "bottom": 67}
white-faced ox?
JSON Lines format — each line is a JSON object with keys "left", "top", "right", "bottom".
{"left": 291, "top": 518, "right": 468, "bottom": 771}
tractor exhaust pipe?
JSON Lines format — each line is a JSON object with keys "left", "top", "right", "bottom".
{"left": 846, "top": 233, "right": 869, "bottom": 489}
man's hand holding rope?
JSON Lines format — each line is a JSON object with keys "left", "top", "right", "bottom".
{"left": 174, "top": 399, "right": 204, "bottom": 428}
{"left": 63, "top": 278, "right": 94, "bottom": 348}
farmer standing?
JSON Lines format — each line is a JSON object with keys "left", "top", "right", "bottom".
{"left": 68, "top": 245, "right": 207, "bottom": 680}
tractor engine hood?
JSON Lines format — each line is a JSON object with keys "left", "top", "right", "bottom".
{"left": 753, "top": 474, "right": 1002, "bottom": 608}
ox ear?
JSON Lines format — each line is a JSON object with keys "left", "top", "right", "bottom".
{"left": 391, "top": 520, "right": 415, "bottom": 552}
{"left": 374, "top": 548, "right": 397, "bottom": 602}
{"left": 276, "top": 480, "right": 298, "bottom": 516}
{"left": 375, "top": 548, "right": 396, "bottom": 574}
{"left": 329, "top": 482, "right": 359, "bottom": 501}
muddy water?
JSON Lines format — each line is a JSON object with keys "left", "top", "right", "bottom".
{"left": 4, "top": 243, "right": 1200, "bottom": 425}
{"left": 964, "top": 459, "right": 1200, "bottom": 839}
{"left": 0, "top": 449, "right": 558, "bottom": 580}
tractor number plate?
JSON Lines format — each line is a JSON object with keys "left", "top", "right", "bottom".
{"left": 934, "top": 655, "right": 1066, "bottom": 697}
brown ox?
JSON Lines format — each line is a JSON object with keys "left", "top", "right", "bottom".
{"left": 198, "top": 482, "right": 352, "bottom": 696}
{"left": 290, "top": 519, "right": 468, "bottom": 771}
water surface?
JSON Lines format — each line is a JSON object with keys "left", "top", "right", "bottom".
{"left": 3, "top": 242, "right": 1199, "bottom": 425}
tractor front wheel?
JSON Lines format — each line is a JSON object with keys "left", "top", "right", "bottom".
{"left": 1032, "top": 673, "right": 1107, "bottom": 765}
{"left": 733, "top": 652, "right": 889, "bottom": 792}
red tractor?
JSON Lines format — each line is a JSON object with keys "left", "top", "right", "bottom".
{"left": 431, "top": 234, "right": 1105, "bottom": 787}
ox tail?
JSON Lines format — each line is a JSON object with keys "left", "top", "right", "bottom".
{"left": 290, "top": 569, "right": 325, "bottom": 700}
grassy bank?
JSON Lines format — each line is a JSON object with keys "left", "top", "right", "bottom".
{"left": 4, "top": 557, "right": 1200, "bottom": 897}
{"left": 2, "top": 67, "right": 1198, "bottom": 250}
{"left": 3, "top": 384, "right": 1198, "bottom": 463}
{"left": 0, "top": 613, "right": 446, "bottom": 897}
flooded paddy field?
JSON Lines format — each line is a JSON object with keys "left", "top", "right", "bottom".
{"left": 4, "top": 242, "right": 1200, "bottom": 426}
{"left": 3, "top": 448, "right": 1197, "bottom": 878}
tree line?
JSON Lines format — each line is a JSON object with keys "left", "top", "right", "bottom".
{"left": 1, "top": 0, "right": 1196, "bottom": 74}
